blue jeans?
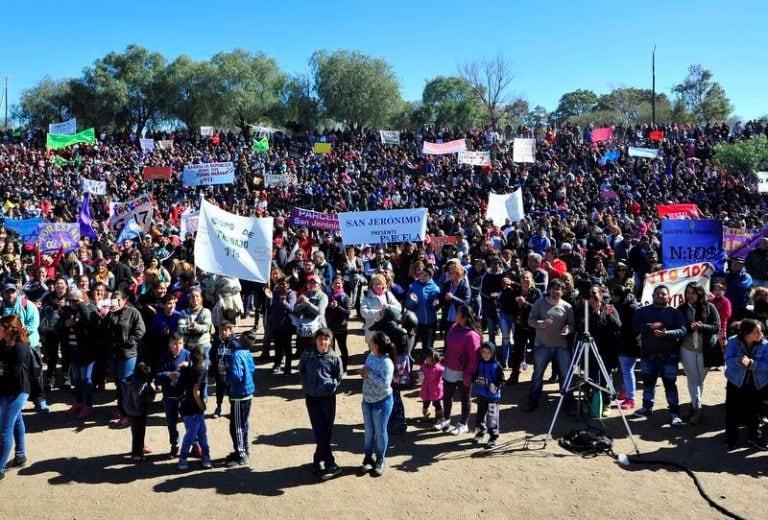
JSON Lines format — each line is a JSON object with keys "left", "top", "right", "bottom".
{"left": 163, "top": 397, "right": 182, "bottom": 446}
{"left": 619, "top": 356, "right": 638, "bottom": 401}
{"left": 362, "top": 394, "right": 394, "bottom": 460}
{"left": 180, "top": 413, "right": 210, "bottom": 460}
{"left": 528, "top": 345, "right": 572, "bottom": 405}
{"left": 110, "top": 356, "right": 137, "bottom": 415}
{"left": 71, "top": 361, "right": 95, "bottom": 407}
{"left": 486, "top": 317, "right": 499, "bottom": 346}
{"left": 0, "top": 392, "right": 29, "bottom": 473}
{"left": 498, "top": 312, "right": 514, "bottom": 366}
{"left": 640, "top": 354, "right": 680, "bottom": 414}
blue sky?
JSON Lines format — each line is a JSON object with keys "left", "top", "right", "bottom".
{"left": 2, "top": 0, "right": 767, "bottom": 122}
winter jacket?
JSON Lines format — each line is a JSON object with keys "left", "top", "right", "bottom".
{"left": 299, "top": 347, "right": 343, "bottom": 398}
{"left": 103, "top": 305, "right": 146, "bottom": 359}
{"left": 155, "top": 348, "right": 191, "bottom": 399}
{"left": 725, "top": 336, "right": 768, "bottom": 390}
{"left": 405, "top": 278, "right": 441, "bottom": 325}
{"left": 226, "top": 340, "right": 256, "bottom": 399}
{"left": 419, "top": 361, "right": 445, "bottom": 402}
{"left": 632, "top": 304, "right": 687, "bottom": 357}
{"left": 123, "top": 375, "right": 156, "bottom": 417}
{"left": 474, "top": 358, "right": 505, "bottom": 400}
{"left": 443, "top": 325, "right": 481, "bottom": 387}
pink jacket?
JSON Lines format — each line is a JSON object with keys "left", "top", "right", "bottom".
{"left": 420, "top": 362, "right": 445, "bottom": 402}
{"left": 443, "top": 325, "right": 481, "bottom": 386}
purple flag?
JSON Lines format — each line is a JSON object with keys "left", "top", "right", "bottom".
{"left": 729, "top": 226, "right": 768, "bottom": 262}
{"left": 79, "top": 193, "right": 98, "bottom": 240}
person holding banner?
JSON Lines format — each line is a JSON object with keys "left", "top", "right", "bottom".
{"left": 676, "top": 282, "right": 721, "bottom": 425}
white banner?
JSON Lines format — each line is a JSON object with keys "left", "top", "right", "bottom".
{"left": 48, "top": 118, "right": 77, "bottom": 135}
{"left": 194, "top": 198, "right": 273, "bottom": 283}
{"left": 180, "top": 208, "right": 199, "bottom": 237}
{"left": 139, "top": 138, "right": 155, "bottom": 152}
{"left": 263, "top": 173, "right": 297, "bottom": 187}
{"left": 200, "top": 126, "right": 214, "bottom": 137}
{"left": 156, "top": 139, "right": 174, "bottom": 150}
{"left": 628, "top": 146, "right": 660, "bottom": 159}
{"left": 380, "top": 130, "right": 401, "bottom": 145}
{"left": 422, "top": 139, "right": 467, "bottom": 155}
{"left": 486, "top": 190, "right": 525, "bottom": 225}
{"left": 182, "top": 162, "right": 235, "bottom": 186}
{"left": 108, "top": 194, "right": 154, "bottom": 233}
{"left": 458, "top": 150, "right": 491, "bottom": 166}
{"left": 338, "top": 208, "right": 428, "bottom": 245}
{"left": 81, "top": 178, "right": 106, "bottom": 195}
{"left": 640, "top": 262, "right": 714, "bottom": 307}
{"left": 512, "top": 138, "right": 535, "bottom": 163}
{"left": 758, "top": 172, "right": 768, "bottom": 193}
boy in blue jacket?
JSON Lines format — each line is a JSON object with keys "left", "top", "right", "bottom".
{"left": 473, "top": 341, "right": 505, "bottom": 448}
{"left": 155, "top": 332, "right": 192, "bottom": 458}
{"left": 222, "top": 322, "right": 256, "bottom": 467}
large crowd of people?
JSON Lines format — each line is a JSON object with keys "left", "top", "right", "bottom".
{"left": 1, "top": 118, "right": 768, "bottom": 483}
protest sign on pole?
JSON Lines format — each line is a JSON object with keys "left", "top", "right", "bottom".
{"left": 263, "top": 173, "right": 297, "bottom": 188}
{"left": 458, "top": 150, "right": 492, "bottom": 166}
{"left": 143, "top": 166, "right": 174, "bottom": 181}
{"left": 155, "top": 139, "right": 174, "bottom": 150}
{"left": 108, "top": 194, "right": 154, "bottom": 233}
{"left": 37, "top": 223, "right": 80, "bottom": 253}
{"left": 512, "top": 138, "right": 535, "bottom": 163}
{"left": 289, "top": 208, "right": 340, "bottom": 232}
{"left": 379, "top": 130, "right": 401, "bottom": 145}
{"left": 313, "top": 142, "right": 332, "bottom": 154}
{"left": 628, "top": 146, "right": 660, "bottom": 159}
{"left": 2, "top": 217, "right": 42, "bottom": 244}
{"left": 486, "top": 190, "right": 525, "bottom": 225}
{"left": 641, "top": 263, "right": 714, "bottom": 307}
{"left": 200, "top": 126, "right": 214, "bottom": 136}
{"left": 139, "top": 138, "right": 155, "bottom": 152}
{"left": 194, "top": 198, "right": 273, "bottom": 283}
{"left": 661, "top": 219, "right": 725, "bottom": 272}
{"left": 180, "top": 208, "right": 200, "bottom": 237}
{"left": 182, "top": 162, "right": 235, "bottom": 186}
{"left": 422, "top": 139, "right": 467, "bottom": 155}
{"left": 338, "top": 208, "right": 428, "bottom": 245}
{"left": 48, "top": 118, "right": 77, "bottom": 135}
{"left": 757, "top": 172, "right": 768, "bottom": 193}
{"left": 81, "top": 178, "right": 107, "bottom": 195}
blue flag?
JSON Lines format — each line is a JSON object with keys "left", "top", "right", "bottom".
{"left": 598, "top": 149, "right": 620, "bottom": 166}
{"left": 116, "top": 218, "right": 141, "bottom": 245}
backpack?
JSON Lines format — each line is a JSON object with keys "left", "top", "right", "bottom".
{"left": 558, "top": 429, "right": 613, "bottom": 457}
{"left": 39, "top": 303, "right": 61, "bottom": 336}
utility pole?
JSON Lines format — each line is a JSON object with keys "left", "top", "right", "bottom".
{"left": 652, "top": 46, "right": 657, "bottom": 126}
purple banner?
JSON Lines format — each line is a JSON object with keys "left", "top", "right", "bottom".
{"left": 724, "top": 227, "right": 753, "bottom": 255}
{"left": 289, "top": 207, "right": 340, "bottom": 232}
{"left": 729, "top": 226, "right": 768, "bottom": 261}
{"left": 36, "top": 223, "right": 80, "bottom": 253}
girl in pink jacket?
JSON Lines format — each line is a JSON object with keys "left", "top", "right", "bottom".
{"left": 420, "top": 350, "right": 445, "bottom": 421}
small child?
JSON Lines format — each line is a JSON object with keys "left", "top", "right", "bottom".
{"left": 210, "top": 321, "right": 234, "bottom": 419}
{"left": 155, "top": 332, "right": 191, "bottom": 458}
{"left": 223, "top": 322, "right": 256, "bottom": 467}
{"left": 473, "top": 341, "right": 505, "bottom": 448}
{"left": 123, "top": 362, "right": 157, "bottom": 462}
{"left": 419, "top": 349, "right": 444, "bottom": 421}
{"left": 178, "top": 348, "right": 212, "bottom": 470}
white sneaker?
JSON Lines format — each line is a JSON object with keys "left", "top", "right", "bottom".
{"left": 670, "top": 414, "right": 684, "bottom": 427}
{"left": 434, "top": 418, "right": 450, "bottom": 431}
{"left": 451, "top": 423, "right": 469, "bottom": 436}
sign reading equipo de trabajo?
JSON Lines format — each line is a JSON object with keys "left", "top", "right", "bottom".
{"left": 194, "top": 198, "right": 273, "bottom": 283}
{"left": 338, "top": 208, "right": 428, "bottom": 245}
{"left": 182, "top": 162, "right": 235, "bottom": 186}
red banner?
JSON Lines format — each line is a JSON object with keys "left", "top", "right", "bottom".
{"left": 591, "top": 127, "right": 613, "bottom": 143}
{"left": 657, "top": 203, "right": 702, "bottom": 220}
{"left": 649, "top": 130, "right": 664, "bottom": 141}
{"left": 427, "top": 235, "right": 459, "bottom": 248}
{"left": 143, "top": 166, "right": 173, "bottom": 180}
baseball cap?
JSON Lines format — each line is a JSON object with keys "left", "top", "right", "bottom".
{"left": 3, "top": 283, "right": 17, "bottom": 292}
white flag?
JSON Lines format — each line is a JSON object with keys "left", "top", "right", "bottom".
{"left": 380, "top": 130, "right": 401, "bottom": 145}
{"left": 194, "top": 198, "right": 273, "bottom": 283}
{"left": 512, "top": 138, "right": 535, "bottom": 163}
{"left": 48, "top": 118, "right": 77, "bottom": 135}
{"left": 139, "top": 138, "right": 155, "bottom": 152}
{"left": 486, "top": 190, "right": 525, "bottom": 225}
{"left": 200, "top": 126, "right": 214, "bottom": 137}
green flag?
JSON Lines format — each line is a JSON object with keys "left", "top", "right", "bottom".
{"left": 54, "top": 156, "right": 72, "bottom": 167}
{"left": 252, "top": 136, "right": 269, "bottom": 153}
{"left": 46, "top": 128, "right": 96, "bottom": 150}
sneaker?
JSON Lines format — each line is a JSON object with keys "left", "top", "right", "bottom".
{"left": 472, "top": 432, "right": 484, "bottom": 445}
{"left": 670, "top": 414, "right": 684, "bottom": 426}
{"left": 633, "top": 407, "right": 652, "bottom": 418}
{"left": 35, "top": 400, "right": 51, "bottom": 414}
{"left": 451, "top": 423, "right": 469, "bottom": 436}
{"left": 5, "top": 455, "right": 27, "bottom": 469}
{"left": 68, "top": 403, "right": 84, "bottom": 415}
{"left": 373, "top": 458, "right": 385, "bottom": 477}
{"left": 271, "top": 366, "right": 282, "bottom": 374}
{"left": 321, "top": 463, "right": 342, "bottom": 481}
{"left": 747, "top": 438, "right": 768, "bottom": 451}
{"left": 202, "top": 457, "right": 213, "bottom": 469}
{"left": 178, "top": 459, "right": 189, "bottom": 470}
{"left": 225, "top": 453, "right": 249, "bottom": 467}
{"left": 113, "top": 416, "right": 131, "bottom": 429}
{"left": 434, "top": 418, "right": 450, "bottom": 431}
{"left": 169, "top": 445, "right": 179, "bottom": 458}
{"left": 212, "top": 406, "right": 222, "bottom": 418}
{"left": 619, "top": 399, "right": 635, "bottom": 411}
{"left": 77, "top": 405, "right": 92, "bottom": 420}
{"left": 360, "top": 456, "right": 374, "bottom": 473}
{"left": 521, "top": 361, "right": 529, "bottom": 372}
{"left": 617, "top": 389, "right": 628, "bottom": 401}
{"left": 190, "top": 443, "right": 203, "bottom": 459}
{"left": 486, "top": 436, "right": 498, "bottom": 449}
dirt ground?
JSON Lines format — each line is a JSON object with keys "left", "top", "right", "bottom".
{"left": 2, "top": 316, "right": 766, "bottom": 520}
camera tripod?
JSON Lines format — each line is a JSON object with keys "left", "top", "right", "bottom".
{"left": 544, "top": 304, "right": 640, "bottom": 454}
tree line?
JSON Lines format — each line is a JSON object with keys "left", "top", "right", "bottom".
{"left": 14, "top": 45, "right": 735, "bottom": 135}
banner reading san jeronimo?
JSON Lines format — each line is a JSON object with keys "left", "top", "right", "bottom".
{"left": 660, "top": 219, "right": 725, "bottom": 272}
{"left": 194, "top": 198, "right": 273, "bottom": 283}
{"left": 338, "top": 208, "right": 428, "bottom": 246}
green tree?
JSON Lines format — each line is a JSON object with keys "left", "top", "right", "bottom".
{"left": 552, "top": 89, "right": 598, "bottom": 122}
{"left": 597, "top": 87, "right": 674, "bottom": 125}
{"left": 458, "top": 52, "right": 517, "bottom": 129}
{"left": 72, "top": 44, "right": 167, "bottom": 133}
{"left": 210, "top": 49, "right": 287, "bottom": 132}
{"left": 281, "top": 73, "right": 323, "bottom": 132}
{"left": 420, "top": 76, "right": 484, "bottom": 130}
{"left": 16, "top": 76, "right": 74, "bottom": 128}
{"left": 672, "top": 65, "right": 732, "bottom": 124}
{"left": 156, "top": 55, "right": 219, "bottom": 131}
{"left": 311, "top": 50, "right": 403, "bottom": 130}
{"left": 714, "top": 135, "right": 768, "bottom": 177}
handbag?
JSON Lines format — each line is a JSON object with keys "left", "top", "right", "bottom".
{"left": 297, "top": 317, "right": 322, "bottom": 338}
{"left": 702, "top": 341, "right": 724, "bottom": 368}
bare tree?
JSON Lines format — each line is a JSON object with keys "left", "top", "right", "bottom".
{"left": 458, "top": 52, "right": 516, "bottom": 129}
